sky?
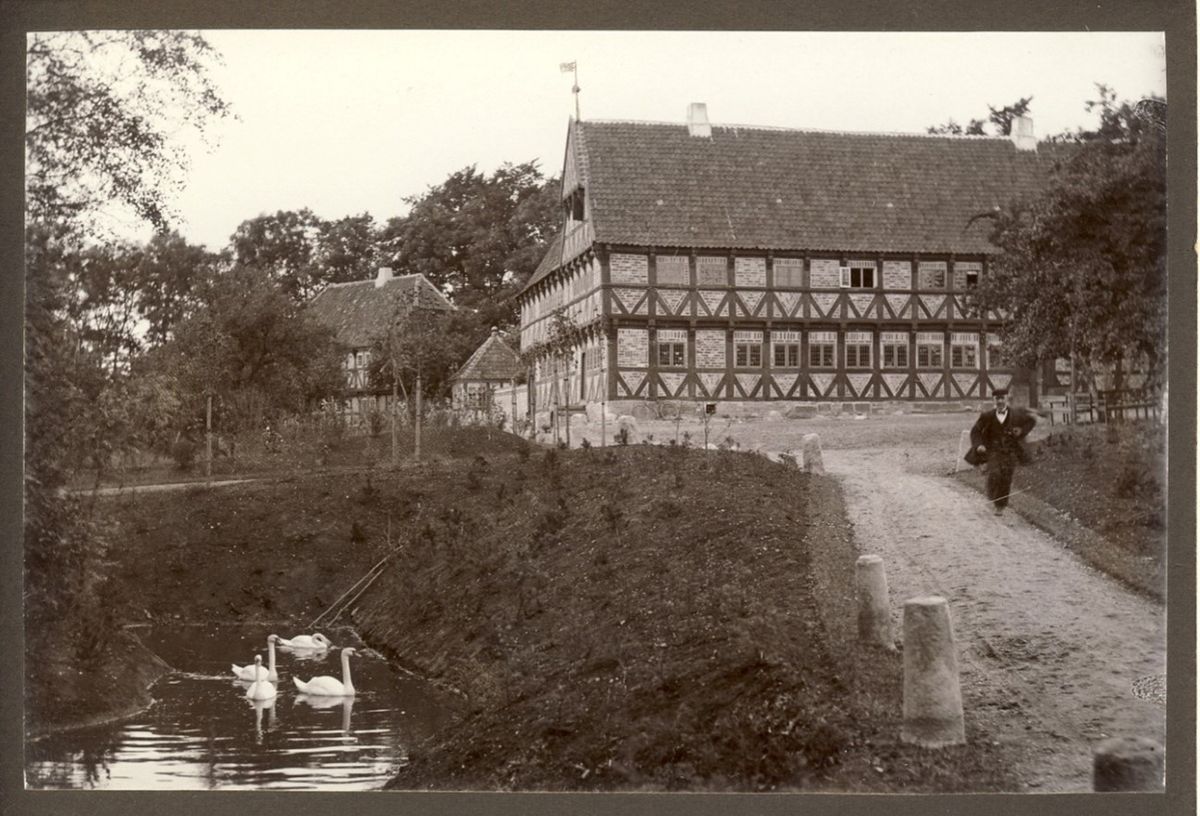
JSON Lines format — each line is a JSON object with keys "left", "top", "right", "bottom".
{"left": 153, "top": 30, "right": 1167, "bottom": 251}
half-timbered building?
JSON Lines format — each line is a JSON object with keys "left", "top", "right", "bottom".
{"left": 517, "top": 104, "right": 1062, "bottom": 419}
{"left": 308, "top": 266, "right": 454, "bottom": 424}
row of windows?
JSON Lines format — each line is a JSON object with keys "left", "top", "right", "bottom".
{"left": 653, "top": 340, "right": 993, "bottom": 369}
{"left": 628, "top": 259, "right": 981, "bottom": 290}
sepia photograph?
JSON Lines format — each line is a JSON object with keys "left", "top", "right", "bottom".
{"left": 9, "top": 8, "right": 1190, "bottom": 813}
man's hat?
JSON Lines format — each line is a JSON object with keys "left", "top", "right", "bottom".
{"left": 992, "top": 387, "right": 1009, "bottom": 397}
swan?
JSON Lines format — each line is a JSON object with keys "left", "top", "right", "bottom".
{"left": 243, "top": 657, "right": 277, "bottom": 701}
{"left": 231, "top": 634, "right": 280, "bottom": 682}
{"left": 292, "top": 647, "right": 356, "bottom": 696}
{"left": 278, "top": 632, "right": 332, "bottom": 650}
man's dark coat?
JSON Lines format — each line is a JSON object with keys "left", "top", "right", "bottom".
{"left": 966, "top": 406, "right": 1037, "bottom": 466}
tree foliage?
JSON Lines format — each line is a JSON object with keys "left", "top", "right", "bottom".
{"left": 139, "top": 266, "right": 346, "bottom": 433}
{"left": 231, "top": 210, "right": 387, "bottom": 301}
{"left": 927, "top": 96, "right": 1032, "bottom": 136}
{"left": 26, "top": 30, "right": 232, "bottom": 231}
{"left": 24, "top": 31, "right": 231, "bottom": 686}
{"left": 382, "top": 162, "right": 560, "bottom": 328}
{"left": 369, "top": 306, "right": 479, "bottom": 402}
{"left": 971, "top": 87, "right": 1167, "bottom": 389}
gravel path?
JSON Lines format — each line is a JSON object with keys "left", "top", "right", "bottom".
{"left": 826, "top": 446, "right": 1165, "bottom": 792}
{"left": 570, "top": 412, "right": 1167, "bottom": 792}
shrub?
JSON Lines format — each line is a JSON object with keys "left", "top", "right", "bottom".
{"left": 614, "top": 427, "right": 630, "bottom": 446}
{"left": 170, "top": 436, "right": 196, "bottom": 471}
{"left": 366, "top": 406, "right": 386, "bottom": 438}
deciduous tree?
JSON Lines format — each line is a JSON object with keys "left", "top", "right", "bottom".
{"left": 24, "top": 30, "right": 231, "bottom": 693}
{"left": 382, "top": 162, "right": 560, "bottom": 326}
{"left": 971, "top": 87, "right": 1166, "bottom": 390}
{"left": 142, "top": 266, "right": 346, "bottom": 433}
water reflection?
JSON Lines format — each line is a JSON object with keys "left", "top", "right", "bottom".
{"left": 25, "top": 624, "right": 454, "bottom": 790}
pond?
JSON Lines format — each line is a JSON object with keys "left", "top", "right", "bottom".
{"left": 25, "top": 624, "right": 457, "bottom": 790}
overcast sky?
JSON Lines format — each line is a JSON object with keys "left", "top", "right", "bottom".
{"left": 161, "top": 30, "right": 1165, "bottom": 251}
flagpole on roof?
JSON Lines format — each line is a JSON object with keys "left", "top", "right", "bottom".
{"left": 560, "top": 60, "right": 580, "bottom": 121}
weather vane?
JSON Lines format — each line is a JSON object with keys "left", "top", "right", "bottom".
{"left": 560, "top": 60, "right": 580, "bottom": 121}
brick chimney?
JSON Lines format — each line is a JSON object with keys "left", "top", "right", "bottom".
{"left": 1010, "top": 115, "right": 1037, "bottom": 151}
{"left": 374, "top": 266, "right": 394, "bottom": 288}
{"left": 687, "top": 102, "right": 711, "bottom": 138}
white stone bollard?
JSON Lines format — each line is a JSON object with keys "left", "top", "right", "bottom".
{"left": 615, "top": 415, "right": 639, "bottom": 444}
{"left": 855, "top": 555, "right": 894, "bottom": 649}
{"left": 955, "top": 429, "right": 972, "bottom": 472}
{"left": 1093, "top": 737, "right": 1165, "bottom": 791}
{"left": 801, "top": 433, "right": 824, "bottom": 475}
{"left": 901, "top": 596, "right": 965, "bottom": 748}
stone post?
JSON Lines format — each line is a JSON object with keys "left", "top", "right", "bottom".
{"left": 856, "top": 555, "right": 894, "bottom": 649}
{"left": 801, "top": 433, "right": 824, "bottom": 474}
{"left": 955, "top": 429, "right": 972, "bottom": 472}
{"left": 1093, "top": 737, "right": 1165, "bottom": 791}
{"left": 901, "top": 596, "right": 965, "bottom": 747}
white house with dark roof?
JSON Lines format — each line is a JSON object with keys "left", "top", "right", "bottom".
{"left": 308, "top": 266, "right": 454, "bottom": 425}
{"left": 517, "top": 104, "right": 1068, "bottom": 418}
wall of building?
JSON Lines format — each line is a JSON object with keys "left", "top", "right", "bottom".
{"left": 520, "top": 247, "right": 1014, "bottom": 414}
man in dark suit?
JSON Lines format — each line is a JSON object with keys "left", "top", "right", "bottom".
{"left": 968, "top": 388, "right": 1037, "bottom": 515}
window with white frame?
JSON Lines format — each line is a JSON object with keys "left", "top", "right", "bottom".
{"left": 986, "top": 334, "right": 1003, "bottom": 368}
{"left": 656, "top": 330, "right": 687, "bottom": 367}
{"left": 733, "top": 330, "right": 763, "bottom": 367}
{"left": 772, "top": 330, "right": 801, "bottom": 367}
{"left": 808, "top": 331, "right": 836, "bottom": 368}
{"left": 844, "top": 331, "right": 872, "bottom": 368}
{"left": 950, "top": 333, "right": 979, "bottom": 368}
{"left": 839, "top": 260, "right": 877, "bottom": 289}
{"left": 916, "top": 332, "right": 944, "bottom": 368}
{"left": 881, "top": 332, "right": 909, "bottom": 368}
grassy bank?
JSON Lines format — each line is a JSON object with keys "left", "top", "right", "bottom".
{"left": 81, "top": 435, "right": 1015, "bottom": 792}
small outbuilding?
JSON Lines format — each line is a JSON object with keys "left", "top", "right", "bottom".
{"left": 451, "top": 327, "right": 526, "bottom": 425}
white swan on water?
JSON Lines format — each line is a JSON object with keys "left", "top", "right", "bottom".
{"left": 278, "top": 632, "right": 332, "bottom": 650}
{"left": 293, "top": 647, "right": 356, "bottom": 696}
{"left": 231, "top": 634, "right": 279, "bottom": 682}
{"left": 243, "top": 656, "right": 277, "bottom": 701}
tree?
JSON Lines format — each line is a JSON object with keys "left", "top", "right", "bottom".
{"left": 141, "top": 266, "right": 346, "bottom": 433}
{"left": 136, "top": 231, "right": 222, "bottom": 346}
{"left": 230, "top": 209, "right": 325, "bottom": 300}
{"left": 382, "top": 162, "right": 560, "bottom": 326}
{"left": 926, "top": 96, "right": 1032, "bottom": 136}
{"left": 927, "top": 117, "right": 986, "bottom": 136}
{"left": 27, "top": 30, "right": 232, "bottom": 232}
{"left": 314, "top": 213, "right": 385, "bottom": 288}
{"left": 24, "top": 30, "right": 232, "bottom": 705}
{"left": 370, "top": 305, "right": 469, "bottom": 461}
{"left": 231, "top": 210, "right": 388, "bottom": 300}
{"left": 970, "top": 88, "right": 1166, "bottom": 392}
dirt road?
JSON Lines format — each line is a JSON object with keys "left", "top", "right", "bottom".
{"left": 827, "top": 445, "right": 1165, "bottom": 792}
{"left": 572, "top": 412, "right": 1166, "bottom": 791}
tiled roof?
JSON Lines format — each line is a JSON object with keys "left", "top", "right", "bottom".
{"left": 526, "top": 119, "right": 1073, "bottom": 293}
{"left": 307, "top": 273, "right": 454, "bottom": 349}
{"left": 581, "top": 120, "right": 1065, "bottom": 253}
{"left": 527, "top": 232, "right": 565, "bottom": 291}
{"left": 453, "top": 329, "right": 523, "bottom": 383}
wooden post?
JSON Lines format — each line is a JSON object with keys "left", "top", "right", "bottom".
{"left": 414, "top": 370, "right": 422, "bottom": 462}
{"left": 391, "top": 374, "right": 398, "bottom": 466}
{"left": 205, "top": 392, "right": 213, "bottom": 481}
